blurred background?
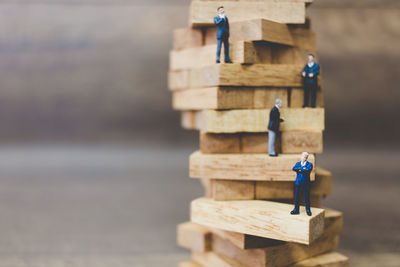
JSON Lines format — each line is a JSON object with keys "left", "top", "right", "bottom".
{"left": 0, "top": 0, "right": 399, "bottom": 266}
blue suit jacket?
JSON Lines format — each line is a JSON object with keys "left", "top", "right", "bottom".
{"left": 214, "top": 16, "right": 230, "bottom": 40}
{"left": 302, "top": 63, "right": 320, "bottom": 84}
{"left": 292, "top": 161, "right": 313, "bottom": 186}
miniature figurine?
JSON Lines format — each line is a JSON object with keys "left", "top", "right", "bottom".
{"left": 301, "top": 54, "right": 320, "bottom": 108}
{"left": 268, "top": 99, "right": 284, "bottom": 157}
{"left": 214, "top": 6, "right": 232, "bottom": 64}
{"left": 291, "top": 152, "right": 313, "bottom": 216}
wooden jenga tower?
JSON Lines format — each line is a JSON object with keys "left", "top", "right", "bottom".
{"left": 169, "top": 1, "right": 349, "bottom": 266}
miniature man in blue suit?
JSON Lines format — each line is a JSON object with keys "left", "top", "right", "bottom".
{"left": 214, "top": 6, "right": 232, "bottom": 64}
{"left": 268, "top": 99, "right": 284, "bottom": 157}
{"left": 291, "top": 152, "right": 313, "bottom": 216}
{"left": 302, "top": 54, "right": 320, "bottom": 108}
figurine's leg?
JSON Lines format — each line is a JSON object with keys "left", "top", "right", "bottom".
{"left": 311, "top": 83, "right": 317, "bottom": 108}
{"left": 303, "top": 83, "right": 310, "bottom": 107}
{"left": 304, "top": 185, "right": 311, "bottom": 211}
{"left": 268, "top": 130, "right": 276, "bottom": 155}
{"left": 216, "top": 39, "right": 222, "bottom": 63}
{"left": 291, "top": 185, "right": 300, "bottom": 214}
{"left": 223, "top": 38, "right": 230, "bottom": 62}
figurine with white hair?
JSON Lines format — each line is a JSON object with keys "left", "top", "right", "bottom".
{"left": 291, "top": 152, "right": 313, "bottom": 216}
{"left": 267, "top": 98, "right": 284, "bottom": 157}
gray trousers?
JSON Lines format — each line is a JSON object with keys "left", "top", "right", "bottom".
{"left": 268, "top": 130, "right": 277, "bottom": 155}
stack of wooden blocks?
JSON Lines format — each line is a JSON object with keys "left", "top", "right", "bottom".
{"left": 169, "top": 0, "right": 349, "bottom": 266}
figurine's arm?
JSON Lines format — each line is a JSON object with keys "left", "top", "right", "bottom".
{"left": 214, "top": 16, "right": 224, "bottom": 25}
{"left": 313, "top": 64, "right": 320, "bottom": 76}
{"left": 292, "top": 164, "right": 301, "bottom": 172}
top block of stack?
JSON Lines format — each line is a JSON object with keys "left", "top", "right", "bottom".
{"left": 189, "top": 0, "right": 312, "bottom": 27}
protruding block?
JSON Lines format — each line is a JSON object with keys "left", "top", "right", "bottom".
{"left": 182, "top": 108, "right": 325, "bottom": 133}
{"left": 190, "top": 151, "right": 316, "bottom": 181}
{"left": 189, "top": 1, "right": 306, "bottom": 27}
{"left": 172, "top": 87, "right": 288, "bottom": 110}
{"left": 191, "top": 198, "right": 324, "bottom": 244}
{"left": 177, "top": 222, "right": 212, "bottom": 252}
{"left": 256, "top": 167, "right": 332, "bottom": 199}
{"left": 291, "top": 252, "right": 349, "bottom": 267}
{"left": 199, "top": 131, "right": 322, "bottom": 154}
{"left": 210, "top": 179, "right": 255, "bottom": 201}
{"left": 169, "top": 64, "right": 304, "bottom": 90}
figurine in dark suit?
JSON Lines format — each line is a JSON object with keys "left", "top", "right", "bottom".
{"left": 302, "top": 54, "right": 320, "bottom": 108}
{"left": 268, "top": 99, "right": 284, "bottom": 157}
{"left": 214, "top": 6, "right": 232, "bottom": 64}
{"left": 291, "top": 152, "right": 313, "bottom": 216}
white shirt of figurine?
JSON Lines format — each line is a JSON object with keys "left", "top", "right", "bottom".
{"left": 308, "top": 62, "right": 314, "bottom": 68}
{"left": 218, "top": 14, "right": 225, "bottom": 18}
{"left": 301, "top": 161, "right": 307, "bottom": 167}
{"left": 275, "top": 104, "right": 280, "bottom": 111}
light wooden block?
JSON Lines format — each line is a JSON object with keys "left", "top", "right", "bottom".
{"left": 209, "top": 208, "right": 342, "bottom": 250}
{"left": 189, "top": 1, "right": 306, "bottom": 27}
{"left": 281, "top": 131, "right": 323, "bottom": 154}
{"left": 256, "top": 167, "right": 332, "bottom": 199}
{"left": 182, "top": 108, "right": 325, "bottom": 133}
{"left": 178, "top": 261, "right": 203, "bottom": 267}
{"left": 177, "top": 222, "right": 212, "bottom": 252}
{"left": 172, "top": 87, "right": 288, "bottom": 110}
{"left": 212, "top": 229, "right": 339, "bottom": 267}
{"left": 240, "top": 132, "right": 274, "bottom": 153}
{"left": 188, "top": 251, "right": 348, "bottom": 267}
{"left": 190, "top": 151, "right": 316, "bottom": 181}
{"left": 200, "top": 132, "right": 242, "bottom": 154}
{"left": 169, "top": 64, "right": 304, "bottom": 90}
{"left": 200, "top": 178, "right": 212, "bottom": 197}
{"left": 173, "top": 27, "right": 203, "bottom": 51}
{"left": 210, "top": 179, "right": 255, "bottom": 201}
{"left": 190, "top": 198, "right": 325, "bottom": 244}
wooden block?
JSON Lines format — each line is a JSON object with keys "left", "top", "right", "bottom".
{"left": 200, "top": 132, "right": 242, "bottom": 153}
{"left": 281, "top": 131, "right": 323, "bottom": 154}
{"left": 200, "top": 178, "right": 212, "bottom": 197}
{"left": 256, "top": 167, "right": 332, "bottom": 199}
{"left": 290, "top": 88, "right": 324, "bottom": 108}
{"left": 177, "top": 222, "right": 212, "bottom": 252}
{"left": 182, "top": 108, "right": 325, "bottom": 133}
{"left": 178, "top": 261, "right": 203, "bottom": 267}
{"left": 210, "top": 179, "right": 255, "bottom": 201}
{"left": 181, "top": 111, "right": 197, "bottom": 129}
{"left": 192, "top": 251, "right": 245, "bottom": 267}
{"left": 212, "top": 228, "right": 339, "bottom": 267}
{"left": 190, "top": 198, "right": 325, "bottom": 244}
{"left": 190, "top": 151, "right": 316, "bottom": 181}
{"left": 289, "top": 26, "right": 317, "bottom": 51}
{"left": 189, "top": 251, "right": 349, "bottom": 267}
{"left": 173, "top": 27, "right": 204, "bottom": 51}
{"left": 209, "top": 208, "right": 342, "bottom": 250}
{"left": 170, "top": 41, "right": 274, "bottom": 70}
{"left": 189, "top": 1, "right": 306, "bottom": 27}
{"left": 172, "top": 87, "right": 288, "bottom": 110}
{"left": 168, "top": 64, "right": 304, "bottom": 90}
{"left": 240, "top": 133, "right": 276, "bottom": 153}
{"left": 291, "top": 252, "right": 349, "bottom": 267}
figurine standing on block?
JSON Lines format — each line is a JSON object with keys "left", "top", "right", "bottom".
{"left": 291, "top": 152, "right": 313, "bottom": 216}
{"left": 268, "top": 99, "right": 284, "bottom": 157}
{"left": 214, "top": 6, "right": 232, "bottom": 64}
{"left": 302, "top": 54, "right": 320, "bottom": 108}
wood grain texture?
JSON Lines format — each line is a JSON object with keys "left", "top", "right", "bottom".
{"left": 210, "top": 179, "right": 255, "bottom": 201}
{"left": 291, "top": 87, "right": 324, "bottom": 108}
{"left": 256, "top": 167, "right": 332, "bottom": 199}
{"left": 168, "top": 64, "right": 304, "bottom": 90}
{"left": 190, "top": 151, "right": 316, "bottom": 181}
{"left": 182, "top": 108, "right": 325, "bottom": 133}
{"left": 199, "top": 131, "right": 322, "bottom": 154}
{"left": 189, "top": 1, "right": 306, "bottom": 27}
{"left": 192, "top": 251, "right": 246, "bottom": 267}
{"left": 178, "top": 261, "right": 204, "bottom": 267}
{"left": 177, "top": 222, "right": 212, "bottom": 252}
{"left": 190, "top": 198, "right": 325, "bottom": 244}
{"left": 172, "top": 87, "right": 288, "bottom": 110}
{"left": 291, "top": 252, "right": 349, "bottom": 267}
{"left": 173, "top": 27, "right": 203, "bottom": 51}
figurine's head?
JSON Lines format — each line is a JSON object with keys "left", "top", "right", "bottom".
{"left": 275, "top": 98, "right": 283, "bottom": 108}
{"left": 308, "top": 54, "right": 315, "bottom": 63}
{"left": 217, "top": 6, "right": 225, "bottom": 15}
{"left": 301, "top": 152, "right": 309, "bottom": 162}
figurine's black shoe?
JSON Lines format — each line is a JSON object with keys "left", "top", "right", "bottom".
{"left": 290, "top": 209, "right": 299, "bottom": 215}
{"left": 225, "top": 60, "right": 233, "bottom": 64}
{"left": 269, "top": 153, "right": 278, "bottom": 157}
{"left": 306, "top": 210, "right": 312, "bottom": 216}
{"left": 216, "top": 60, "right": 220, "bottom": 64}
